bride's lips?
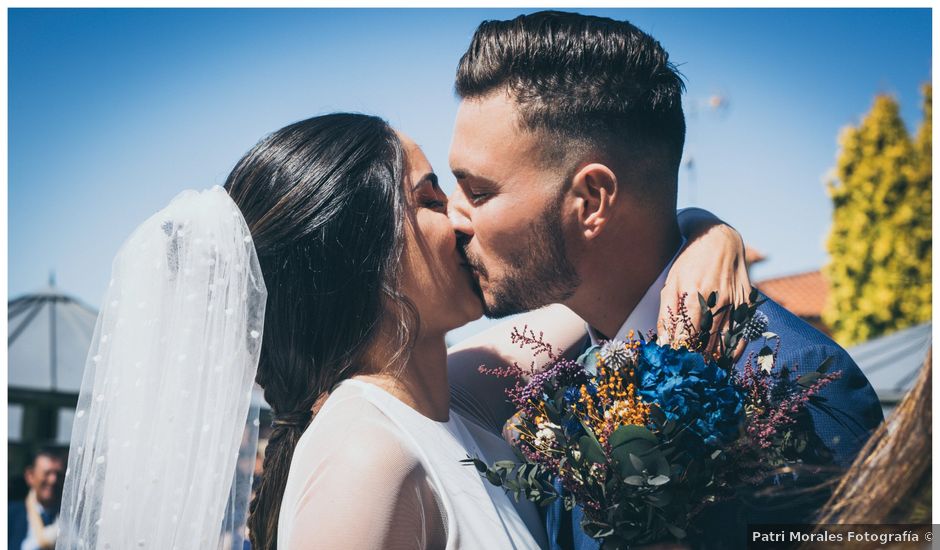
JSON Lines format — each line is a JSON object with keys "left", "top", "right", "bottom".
{"left": 459, "top": 260, "right": 479, "bottom": 282}
{"left": 457, "top": 260, "right": 485, "bottom": 301}
{"left": 457, "top": 247, "right": 487, "bottom": 281}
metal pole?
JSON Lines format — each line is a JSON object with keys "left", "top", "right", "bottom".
{"left": 49, "top": 270, "right": 58, "bottom": 391}
{"left": 50, "top": 298, "right": 57, "bottom": 392}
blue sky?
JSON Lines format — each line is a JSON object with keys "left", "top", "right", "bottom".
{"left": 8, "top": 8, "right": 932, "bottom": 340}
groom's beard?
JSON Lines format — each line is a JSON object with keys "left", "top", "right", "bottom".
{"left": 464, "top": 200, "right": 580, "bottom": 319}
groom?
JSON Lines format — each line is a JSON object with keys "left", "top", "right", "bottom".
{"left": 445, "top": 11, "right": 883, "bottom": 550}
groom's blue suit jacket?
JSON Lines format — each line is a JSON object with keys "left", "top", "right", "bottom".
{"left": 544, "top": 296, "right": 884, "bottom": 550}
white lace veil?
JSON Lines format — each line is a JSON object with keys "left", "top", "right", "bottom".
{"left": 57, "top": 186, "right": 267, "bottom": 550}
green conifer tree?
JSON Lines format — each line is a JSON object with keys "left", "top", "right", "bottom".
{"left": 823, "top": 89, "right": 931, "bottom": 345}
{"left": 908, "top": 84, "right": 932, "bottom": 326}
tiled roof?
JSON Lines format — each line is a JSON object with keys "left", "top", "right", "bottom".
{"left": 744, "top": 245, "right": 766, "bottom": 266}
{"left": 755, "top": 270, "right": 828, "bottom": 318}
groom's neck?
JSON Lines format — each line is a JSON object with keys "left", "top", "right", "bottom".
{"left": 567, "top": 219, "right": 682, "bottom": 339}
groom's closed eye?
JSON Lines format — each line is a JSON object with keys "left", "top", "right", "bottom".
{"left": 453, "top": 170, "right": 498, "bottom": 206}
{"left": 467, "top": 188, "right": 494, "bottom": 205}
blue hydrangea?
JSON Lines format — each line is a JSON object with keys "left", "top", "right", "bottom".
{"left": 563, "top": 386, "right": 581, "bottom": 405}
{"left": 636, "top": 342, "right": 745, "bottom": 447}
{"left": 563, "top": 416, "right": 585, "bottom": 438}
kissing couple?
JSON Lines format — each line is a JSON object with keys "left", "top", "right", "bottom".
{"left": 58, "top": 11, "right": 882, "bottom": 550}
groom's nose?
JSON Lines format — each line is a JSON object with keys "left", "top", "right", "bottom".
{"left": 447, "top": 189, "right": 474, "bottom": 238}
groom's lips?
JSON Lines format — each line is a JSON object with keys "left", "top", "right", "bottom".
{"left": 458, "top": 248, "right": 488, "bottom": 281}
{"left": 463, "top": 261, "right": 486, "bottom": 283}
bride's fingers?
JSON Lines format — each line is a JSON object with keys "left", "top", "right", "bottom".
{"left": 705, "top": 307, "right": 727, "bottom": 355}
{"left": 685, "top": 292, "right": 703, "bottom": 340}
{"left": 732, "top": 338, "right": 748, "bottom": 363}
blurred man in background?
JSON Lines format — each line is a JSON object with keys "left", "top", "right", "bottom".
{"left": 8, "top": 449, "right": 65, "bottom": 550}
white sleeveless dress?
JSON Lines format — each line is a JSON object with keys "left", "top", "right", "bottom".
{"left": 277, "top": 378, "right": 547, "bottom": 549}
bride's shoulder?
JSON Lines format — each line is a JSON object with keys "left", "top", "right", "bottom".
{"left": 279, "top": 383, "right": 444, "bottom": 550}
{"left": 291, "top": 381, "right": 419, "bottom": 472}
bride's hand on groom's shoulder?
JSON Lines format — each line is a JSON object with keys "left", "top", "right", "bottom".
{"left": 662, "top": 209, "right": 750, "bottom": 360}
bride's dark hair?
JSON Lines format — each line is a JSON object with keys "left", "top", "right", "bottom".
{"left": 225, "top": 113, "right": 413, "bottom": 550}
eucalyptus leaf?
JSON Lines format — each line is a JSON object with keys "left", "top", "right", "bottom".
{"left": 648, "top": 404, "right": 667, "bottom": 427}
{"left": 485, "top": 470, "right": 503, "bottom": 486}
{"left": 580, "top": 434, "right": 607, "bottom": 464}
{"left": 462, "top": 457, "right": 487, "bottom": 473}
{"left": 700, "top": 310, "right": 713, "bottom": 333}
{"left": 817, "top": 355, "right": 834, "bottom": 374}
{"left": 648, "top": 474, "right": 670, "bottom": 486}
{"left": 662, "top": 419, "right": 677, "bottom": 436}
{"left": 797, "top": 372, "right": 822, "bottom": 387}
{"left": 629, "top": 453, "right": 647, "bottom": 474}
{"left": 609, "top": 424, "right": 658, "bottom": 450}
{"left": 733, "top": 303, "right": 748, "bottom": 324}
{"left": 647, "top": 490, "right": 673, "bottom": 508}
{"left": 718, "top": 356, "right": 732, "bottom": 371}
{"left": 582, "top": 521, "right": 614, "bottom": 539}
{"left": 578, "top": 418, "right": 606, "bottom": 459}
{"left": 610, "top": 426, "right": 662, "bottom": 478}
{"left": 624, "top": 475, "right": 646, "bottom": 486}
{"left": 666, "top": 524, "right": 687, "bottom": 539}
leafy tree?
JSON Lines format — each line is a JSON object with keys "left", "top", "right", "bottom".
{"left": 823, "top": 87, "right": 932, "bottom": 345}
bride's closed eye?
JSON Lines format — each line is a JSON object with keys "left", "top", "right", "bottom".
{"left": 422, "top": 198, "right": 446, "bottom": 210}
{"left": 414, "top": 173, "right": 447, "bottom": 211}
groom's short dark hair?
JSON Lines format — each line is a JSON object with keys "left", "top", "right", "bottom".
{"left": 456, "top": 11, "right": 686, "bottom": 178}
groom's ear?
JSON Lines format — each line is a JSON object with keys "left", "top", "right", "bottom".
{"left": 571, "top": 163, "right": 617, "bottom": 240}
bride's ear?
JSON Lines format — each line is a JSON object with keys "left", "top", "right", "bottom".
{"left": 571, "top": 163, "right": 618, "bottom": 240}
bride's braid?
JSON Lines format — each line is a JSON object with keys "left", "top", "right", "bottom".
{"left": 224, "top": 113, "right": 413, "bottom": 550}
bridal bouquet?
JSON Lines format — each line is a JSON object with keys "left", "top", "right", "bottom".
{"left": 463, "top": 290, "right": 839, "bottom": 549}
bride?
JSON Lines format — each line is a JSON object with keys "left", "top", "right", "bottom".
{"left": 58, "top": 113, "right": 750, "bottom": 550}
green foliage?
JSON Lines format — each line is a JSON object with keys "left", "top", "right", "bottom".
{"left": 824, "top": 86, "right": 932, "bottom": 345}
